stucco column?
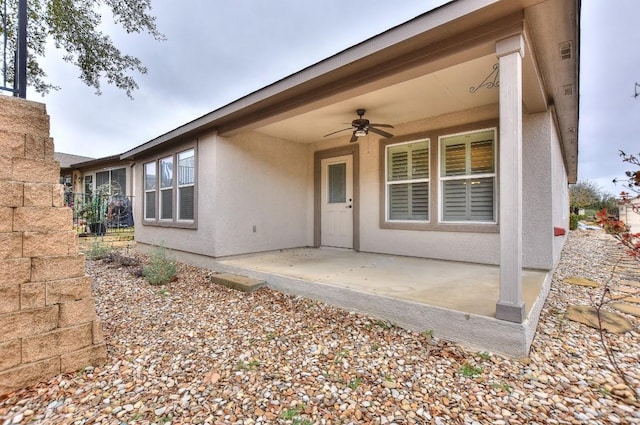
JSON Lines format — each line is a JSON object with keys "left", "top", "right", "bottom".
{"left": 496, "top": 34, "right": 525, "bottom": 323}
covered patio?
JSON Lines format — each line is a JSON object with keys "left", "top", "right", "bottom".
{"left": 164, "top": 246, "right": 552, "bottom": 357}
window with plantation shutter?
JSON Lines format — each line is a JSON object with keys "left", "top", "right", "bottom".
{"left": 385, "top": 140, "right": 429, "bottom": 221}
{"left": 440, "top": 129, "right": 496, "bottom": 222}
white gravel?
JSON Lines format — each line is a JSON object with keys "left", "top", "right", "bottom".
{"left": 0, "top": 230, "right": 638, "bottom": 424}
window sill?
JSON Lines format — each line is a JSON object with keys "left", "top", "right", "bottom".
{"left": 142, "top": 220, "right": 197, "bottom": 230}
{"left": 380, "top": 221, "right": 498, "bottom": 233}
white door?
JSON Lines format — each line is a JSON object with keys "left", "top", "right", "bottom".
{"left": 321, "top": 155, "right": 353, "bottom": 248}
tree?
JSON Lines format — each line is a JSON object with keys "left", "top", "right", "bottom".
{"left": 1, "top": 0, "right": 164, "bottom": 98}
{"left": 597, "top": 150, "right": 640, "bottom": 260}
{"left": 569, "top": 179, "right": 601, "bottom": 214}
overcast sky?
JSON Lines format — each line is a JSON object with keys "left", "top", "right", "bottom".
{"left": 20, "top": 0, "right": 640, "bottom": 197}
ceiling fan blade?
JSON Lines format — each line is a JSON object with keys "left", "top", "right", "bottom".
{"left": 349, "top": 132, "right": 358, "bottom": 143}
{"left": 369, "top": 127, "right": 394, "bottom": 138}
{"left": 323, "top": 127, "right": 353, "bottom": 137}
{"left": 370, "top": 123, "right": 394, "bottom": 128}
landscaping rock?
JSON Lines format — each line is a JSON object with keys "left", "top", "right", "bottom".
{"left": 0, "top": 231, "right": 638, "bottom": 424}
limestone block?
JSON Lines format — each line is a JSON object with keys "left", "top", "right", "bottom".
{"left": 0, "top": 339, "right": 21, "bottom": 372}
{"left": 31, "top": 255, "right": 85, "bottom": 282}
{"left": 0, "top": 207, "right": 12, "bottom": 233}
{"left": 0, "top": 258, "right": 31, "bottom": 287}
{"left": 60, "top": 343, "right": 107, "bottom": 373}
{"left": 0, "top": 232, "right": 22, "bottom": 259}
{"left": 23, "top": 182, "right": 54, "bottom": 207}
{"left": 23, "top": 231, "right": 78, "bottom": 257}
{"left": 93, "top": 319, "right": 105, "bottom": 344}
{"left": 13, "top": 207, "right": 72, "bottom": 232}
{"left": 11, "top": 158, "right": 59, "bottom": 184}
{"left": 0, "top": 306, "right": 58, "bottom": 343}
{"left": 58, "top": 298, "right": 98, "bottom": 327}
{"left": 0, "top": 357, "right": 60, "bottom": 396}
{"left": 53, "top": 184, "right": 65, "bottom": 207}
{"left": 0, "top": 130, "right": 26, "bottom": 158}
{"left": 0, "top": 154, "right": 10, "bottom": 180}
{"left": 0, "top": 181, "right": 24, "bottom": 207}
{"left": 0, "top": 285, "right": 20, "bottom": 314}
{"left": 22, "top": 322, "right": 92, "bottom": 363}
{"left": 45, "top": 276, "right": 92, "bottom": 305}
{"left": 24, "top": 134, "right": 46, "bottom": 160}
{"left": 45, "top": 138, "right": 55, "bottom": 160}
{"left": 20, "top": 282, "right": 46, "bottom": 310}
{"left": 0, "top": 106, "right": 50, "bottom": 137}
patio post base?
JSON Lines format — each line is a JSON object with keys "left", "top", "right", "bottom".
{"left": 496, "top": 301, "right": 525, "bottom": 323}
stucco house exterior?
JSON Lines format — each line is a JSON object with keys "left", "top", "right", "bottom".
{"left": 121, "top": 0, "right": 579, "bottom": 355}
{"left": 55, "top": 153, "right": 133, "bottom": 197}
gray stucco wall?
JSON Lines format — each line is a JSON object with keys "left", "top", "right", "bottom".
{"left": 522, "top": 112, "right": 554, "bottom": 270}
{"left": 214, "top": 132, "right": 310, "bottom": 256}
{"left": 134, "top": 106, "right": 569, "bottom": 270}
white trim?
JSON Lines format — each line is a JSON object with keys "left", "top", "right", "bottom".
{"left": 384, "top": 138, "right": 430, "bottom": 224}
{"left": 437, "top": 127, "right": 497, "bottom": 224}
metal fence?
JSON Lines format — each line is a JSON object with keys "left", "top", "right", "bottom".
{"left": 65, "top": 192, "right": 134, "bottom": 236}
{"left": 1, "top": 0, "right": 27, "bottom": 98}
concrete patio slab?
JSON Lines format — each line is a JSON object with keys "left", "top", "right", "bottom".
{"left": 144, "top": 245, "right": 551, "bottom": 357}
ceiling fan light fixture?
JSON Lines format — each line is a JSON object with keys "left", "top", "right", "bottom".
{"left": 355, "top": 129, "right": 367, "bottom": 137}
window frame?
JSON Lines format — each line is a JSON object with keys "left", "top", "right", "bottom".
{"left": 379, "top": 120, "right": 499, "bottom": 233}
{"left": 438, "top": 127, "right": 497, "bottom": 224}
{"left": 177, "top": 149, "right": 196, "bottom": 222}
{"left": 159, "top": 156, "right": 174, "bottom": 221}
{"left": 143, "top": 161, "right": 157, "bottom": 221}
{"left": 384, "top": 138, "right": 430, "bottom": 224}
{"left": 142, "top": 144, "right": 197, "bottom": 229}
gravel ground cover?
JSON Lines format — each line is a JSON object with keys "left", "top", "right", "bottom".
{"left": 1, "top": 230, "right": 639, "bottom": 425}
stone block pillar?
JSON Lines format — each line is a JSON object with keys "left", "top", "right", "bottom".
{"left": 0, "top": 95, "right": 106, "bottom": 396}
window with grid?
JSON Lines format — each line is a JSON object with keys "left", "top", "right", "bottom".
{"left": 144, "top": 162, "right": 156, "bottom": 220}
{"left": 440, "top": 129, "right": 496, "bottom": 222}
{"left": 177, "top": 149, "right": 195, "bottom": 220}
{"left": 159, "top": 156, "right": 173, "bottom": 220}
{"left": 385, "top": 140, "right": 429, "bottom": 221}
{"left": 143, "top": 147, "right": 196, "bottom": 226}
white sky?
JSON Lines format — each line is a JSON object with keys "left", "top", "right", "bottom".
{"left": 19, "top": 0, "right": 640, "bottom": 197}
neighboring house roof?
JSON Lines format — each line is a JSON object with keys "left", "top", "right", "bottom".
{"left": 70, "top": 154, "right": 123, "bottom": 169}
{"left": 54, "top": 152, "right": 124, "bottom": 170}
{"left": 121, "top": 0, "right": 579, "bottom": 181}
{"left": 54, "top": 152, "right": 95, "bottom": 169}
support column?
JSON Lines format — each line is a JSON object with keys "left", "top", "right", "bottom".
{"left": 496, "top": 34, "right": 525, "bottom": 323}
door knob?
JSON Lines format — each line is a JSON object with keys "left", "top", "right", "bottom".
{"left": 345, "top": 205, "right": 352, "bottom": 208}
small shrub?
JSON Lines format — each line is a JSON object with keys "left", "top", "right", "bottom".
{"left": 347, "top": 377, "right": 362, "bottom": 390}
{"left": 569, "top": 213, "right": 579, "bottom": 230}
{"left": 143, "top": 245, "right": 177, "bottom": 285}
{"left": 459, "top": 363, "right": 483, "bottom": 378}
{"left": 280, "top": 406, "right": 302, "bottom": 420}
{"left": 86, "top": 239, "right": 111, "bottom": 260}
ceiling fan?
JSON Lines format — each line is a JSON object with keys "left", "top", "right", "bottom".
{"left": 324, "top": 109, "right": 394, "bottom": 143}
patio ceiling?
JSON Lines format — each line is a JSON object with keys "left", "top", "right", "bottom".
{"left": 254, "top": 54, "right": 507, "bottom": 144}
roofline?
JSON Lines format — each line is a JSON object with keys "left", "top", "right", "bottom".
{"left": 120, "top": 0, "right": 507, "bottom": 159}
{"left": 70, "top": 154, "right": 123, "bottom": 168}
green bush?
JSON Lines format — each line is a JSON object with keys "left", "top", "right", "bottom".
{"left": 143, "top": 245, "right": 177, "bottom": 285}
{"left": 584, "top": 209, "right": 597, "bottom": 219}
{"left": 569, "top": 213, "right": 579, "bottom": 230}
{"left": 86, "top": 239, "right": 112, "bottom": 260}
